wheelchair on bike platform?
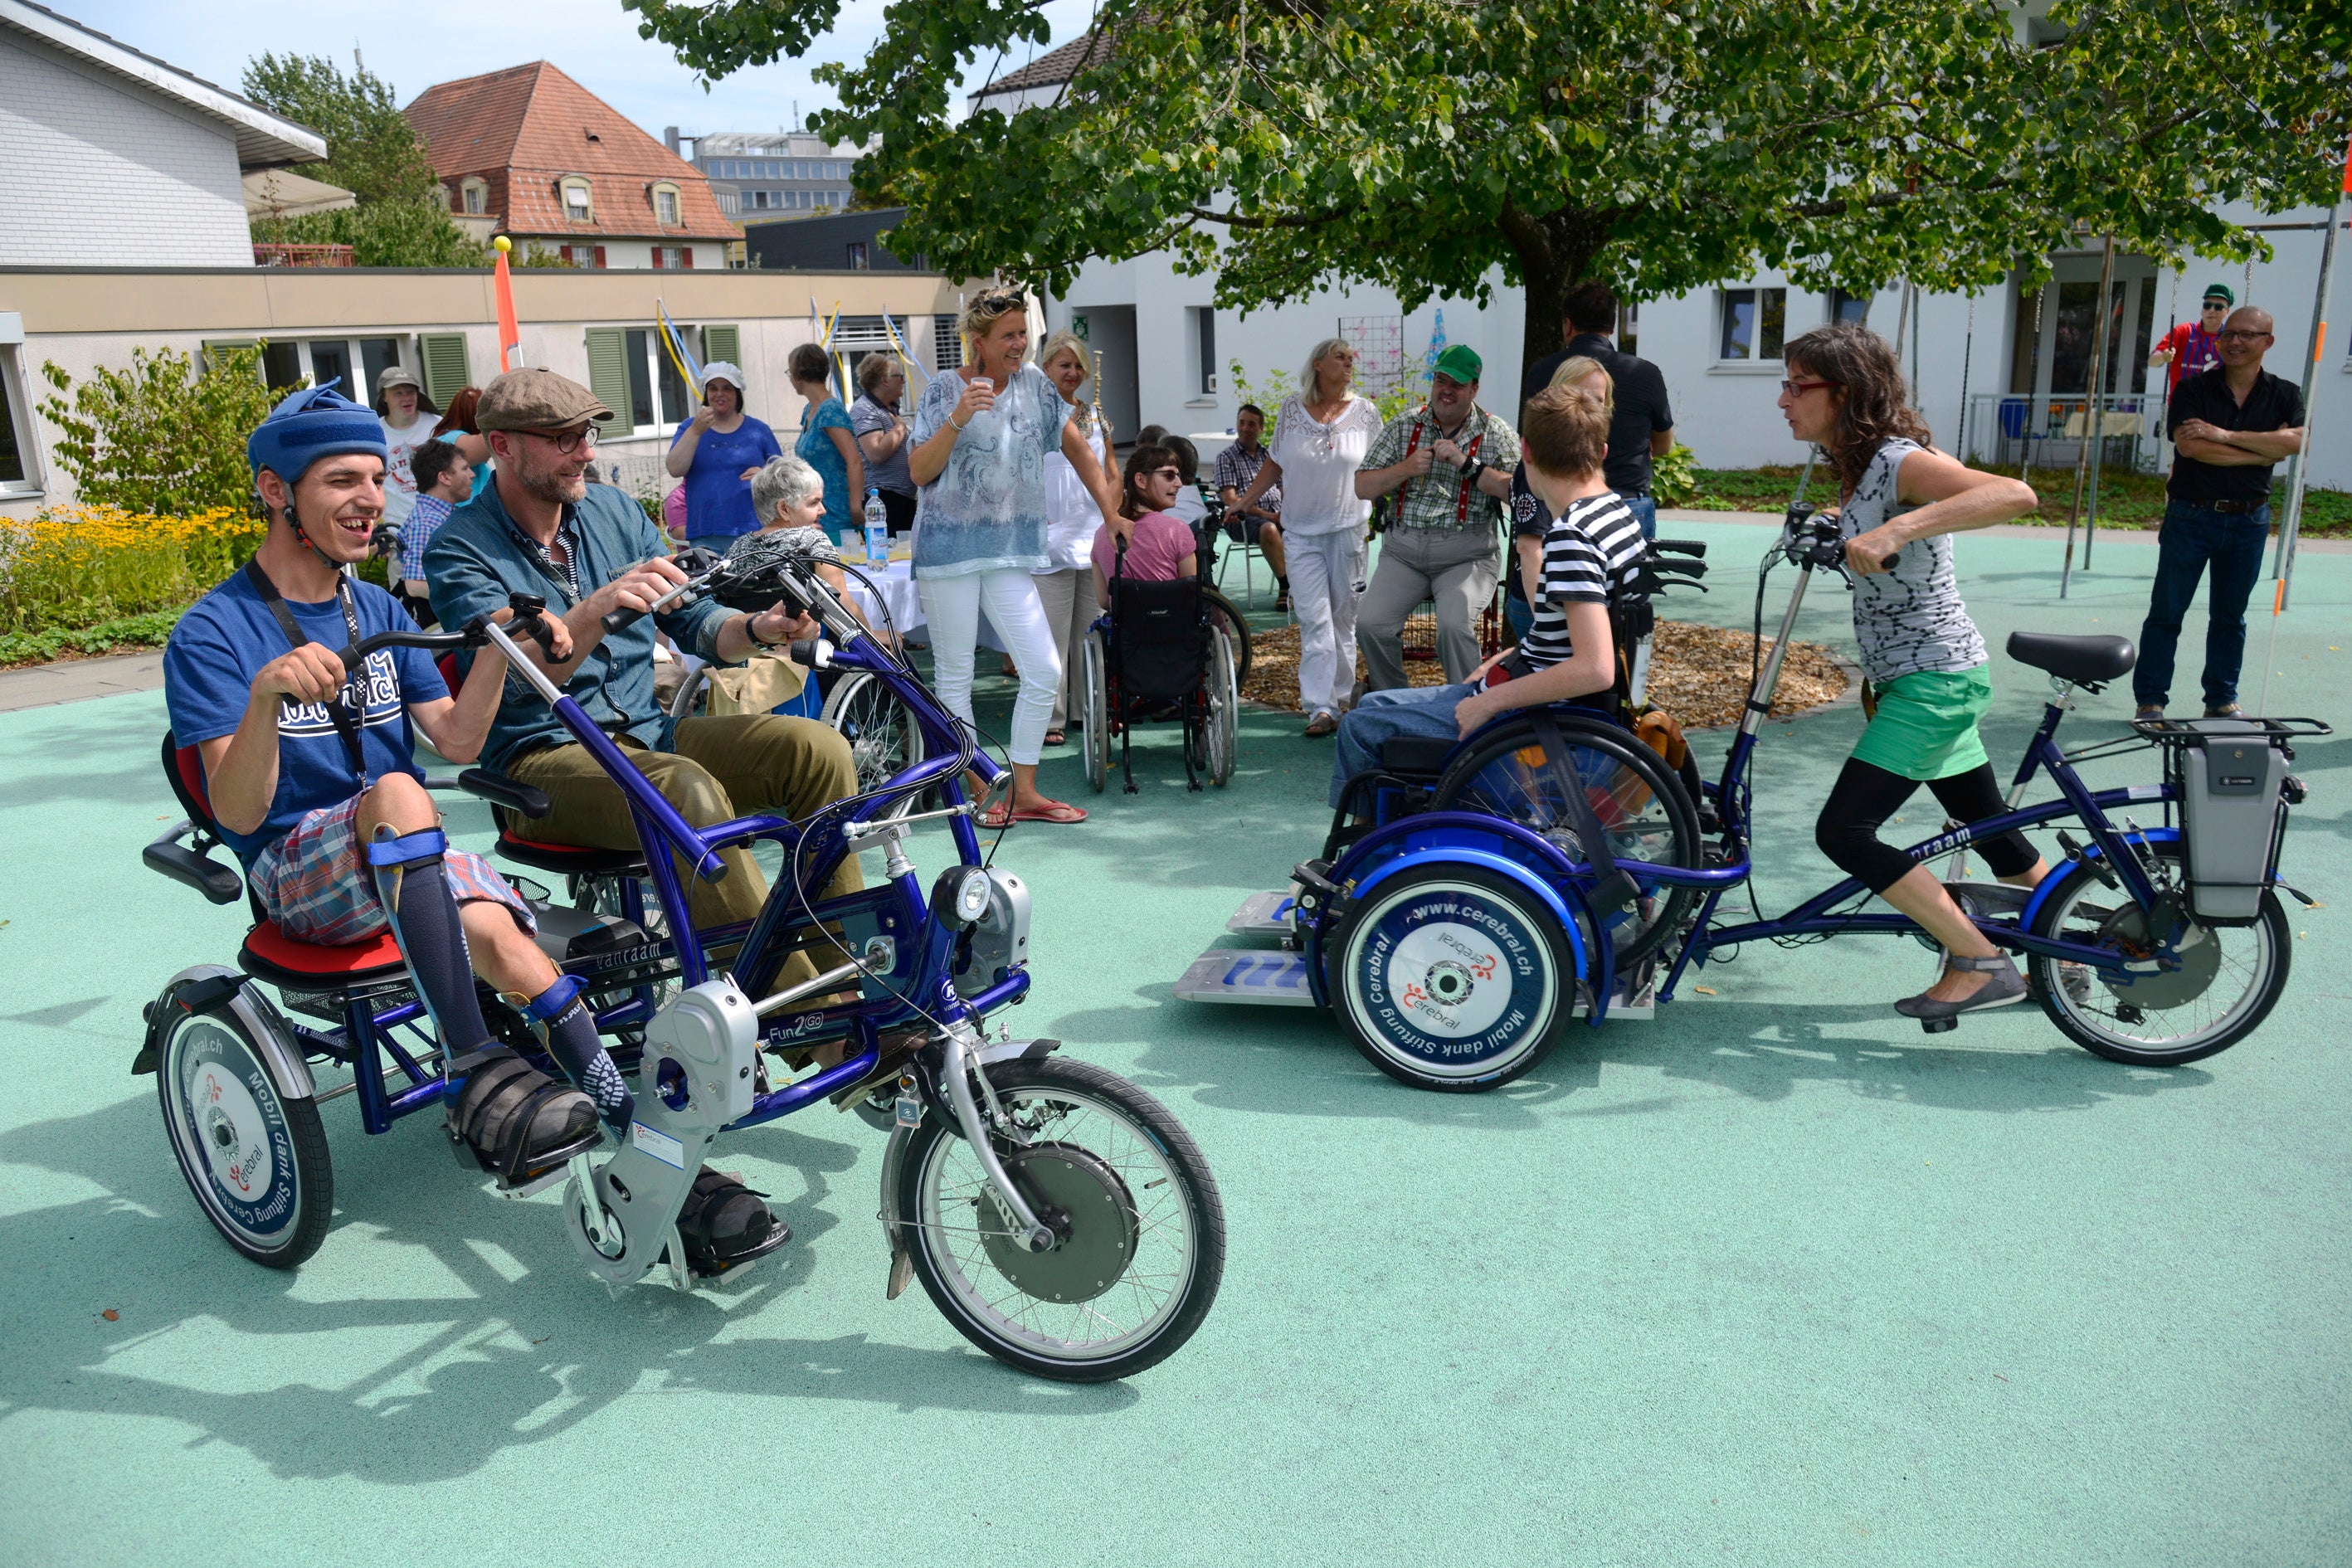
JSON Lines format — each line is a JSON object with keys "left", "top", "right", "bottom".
{"left": 138, "top": 547, "right": 1225, "bottom": 1382}
{"left": 1178, "top": 533, "right": 1714, "bottom": 1091}
{"left": 1182, "top": 503, "right": 2326, "bottom": 1093}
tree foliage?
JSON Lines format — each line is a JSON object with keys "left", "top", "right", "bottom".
{"left": 37, "top": 347, "right": 280, "bottom": 516}
{"left": 241, "top": 53, "right": 441, "bottom": 204}
{"left": 252, "top": 199, "right": 489, "bottom": 267}
{"left": 626, "top": 0, "right": 2346, "bottom": 368}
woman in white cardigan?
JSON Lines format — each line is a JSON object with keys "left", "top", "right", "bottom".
{"left": 1032, "top": 329, "right": 1115, "bottom": 746}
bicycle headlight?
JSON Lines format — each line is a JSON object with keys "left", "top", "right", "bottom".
{"left": 933, "top": 864, "right": 994, "bottom": 930}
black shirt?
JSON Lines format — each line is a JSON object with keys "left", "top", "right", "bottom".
{"left": 1524, "top": 332, "right": 1675, "bottom": 495}
{"left": 2166, "top": 365, "right": 2304, "bottom": 505}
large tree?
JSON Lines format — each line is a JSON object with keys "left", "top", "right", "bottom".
{"left": 628, "top": 0, "right": 2344, "bottom": 371}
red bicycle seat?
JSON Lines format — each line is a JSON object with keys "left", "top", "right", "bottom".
{"left": 239, "top": 923, "right": 407, "bottom": 985}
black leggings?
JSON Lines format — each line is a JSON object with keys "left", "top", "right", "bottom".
{"left": 1815, "top": 757, "right": 2039, "bottom": 895}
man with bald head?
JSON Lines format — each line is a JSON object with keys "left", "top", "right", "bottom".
{"left": 2135, "top": 305, "right": 2306, "bottom": 721}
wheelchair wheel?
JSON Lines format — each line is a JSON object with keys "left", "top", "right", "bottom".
{"left": 155, "top": 996, "right": 333, "bottom": 1268}
{"left": 1431, "top": 715, "right": 1700, "bottom": 971}
{"left": 1328, "top": 864, "right": 1577, "bottom": 1092}
{"left": 1204, "top": 626, "right": 1238, "bottom": 786}
{"left": 894, "top": 1056, "right": 1224, "bottom": 1381}
{"left": 821, "top": 671, "right": 921, "bottom": 801}
{"left": 1079, "top": 628, "right": 1110, "bottom": 794}
{"left": 1200, "top": 588, "right": 1254, "bottom": 689}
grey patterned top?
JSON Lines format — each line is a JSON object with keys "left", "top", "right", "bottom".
{"left": 1838, "top": 437, "right": 1986, "bottom": 683}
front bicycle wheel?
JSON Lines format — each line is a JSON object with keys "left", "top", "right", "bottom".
{"left": 895, "top": 1058, "right": 1224, "bottom": 1381}
{"left": 1431, "top": 715, "right": 1700, "bottom": 970}
{"left": 2027, "top": 842, "right": 2290, "bottom": 1065}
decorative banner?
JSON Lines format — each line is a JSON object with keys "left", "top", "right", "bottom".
{"left": 492, "top": 236, "right": 522, "bottom": 372}
{"left": 655, "top": 300, "right": 702, "bottom": 387}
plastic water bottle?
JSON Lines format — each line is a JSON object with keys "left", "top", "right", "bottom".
{"left": 864, "top": 487, "right": 889, "bottom": 566}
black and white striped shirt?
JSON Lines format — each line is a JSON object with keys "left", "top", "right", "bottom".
{"left": 1517, "top": 492, "right": 1645, "bottom": 671}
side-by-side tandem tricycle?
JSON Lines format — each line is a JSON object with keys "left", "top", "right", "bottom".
{"left": 1183, "top": 505, "right": 2325, "bottom": 1093}
{"left": 139, "top": 540, "right": 1224, "bottom": 1381}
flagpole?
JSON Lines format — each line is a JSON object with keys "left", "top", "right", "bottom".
{"left": 2254, "top": 133, "right": 2352, "bottom": 710}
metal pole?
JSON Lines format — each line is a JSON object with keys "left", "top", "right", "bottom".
{"left": 2059, "top": 236, "right": 2116, "bottom": 598}
{"left": 2085, "top": 241, "right": 2117, "bottom": 572}
{"left": 1955, "top": 292, "right": 1976, "bottom": 461}
{"left": 2253, "top": 142, "right": 2351, "bottom": 710}
{"left": 1790, "top": 447, "right": 1818, "bottom": 511}
{"left": 2018, "top": 278, "right": 2048, "bottom": 495}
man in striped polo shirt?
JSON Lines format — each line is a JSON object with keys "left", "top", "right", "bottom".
{"left": 1328, "top": 378, "right": 1643, "bottom": 806}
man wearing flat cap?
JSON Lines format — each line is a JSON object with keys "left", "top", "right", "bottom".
{"left": 1352, "top": 343, "right": 1521, "bottom": 690}
{"left": 426, "top": 368, "right": 861, "bottom": 939}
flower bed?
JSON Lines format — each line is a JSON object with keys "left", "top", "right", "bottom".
{"left": 0, "top": 504, "right": 265, "bottom": 665}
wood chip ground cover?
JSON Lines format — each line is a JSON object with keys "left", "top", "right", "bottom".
{"left": 1240, "top": 614, "right": 1848, "bottom": 729}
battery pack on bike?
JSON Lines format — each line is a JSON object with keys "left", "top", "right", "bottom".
{"left": 2136, "top": 715, "right": 2324, "bottom": 923}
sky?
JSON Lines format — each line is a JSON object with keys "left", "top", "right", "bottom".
{"left": 66, "top": 0, "right": 1098, "bottom": 146}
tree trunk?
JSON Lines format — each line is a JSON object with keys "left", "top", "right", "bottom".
{"left": 1499, "top": 204, "right": 1605, "bottom": 397}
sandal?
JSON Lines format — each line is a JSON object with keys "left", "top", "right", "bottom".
{"left": 451, "top": 1048, "right": 603, "bottom": 1186}
{"left": 1043, "top": 728, "right": 1067, "bottom": 747}
{"left": 672, "top": 1166, "right": 791, "bottom": 1278}
{"left": 1303, "top": 711, "right": 1338, "bottom": 738}
{"left": 1893, "top": 952, "right": 2028, "bottom": 1025}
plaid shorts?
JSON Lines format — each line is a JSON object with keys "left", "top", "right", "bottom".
{"left": 250, "top": 788, "right": 534, "bottom": 945}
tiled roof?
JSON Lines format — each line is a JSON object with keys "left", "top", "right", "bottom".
{"left": 405, "top": 61, "right": 735, "bottom": 241}
{"left": 969, "top": 32, "right": 1113, "bottom": 98}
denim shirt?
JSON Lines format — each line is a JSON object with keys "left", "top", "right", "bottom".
{"left": 424, "top": 479, "right": 734, "bottom": 772}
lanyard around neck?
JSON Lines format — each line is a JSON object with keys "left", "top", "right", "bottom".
{"left": 244, "top": 556, "right": 368, "bottom": 780}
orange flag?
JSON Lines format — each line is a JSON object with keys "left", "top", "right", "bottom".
{"left": 494, "top": 237, "right": 522, "bottom": 372}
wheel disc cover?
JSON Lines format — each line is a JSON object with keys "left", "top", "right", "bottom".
{"left": 2098, "top": 905, "right": 2223, "bottom": 1009}
{"left": 1346, "top": 884, "right": 1556, "bottom": 1076}
{"left": 169, "top": 1019, "right": 299, "bottom": 1244}
{"left": 977, "top": 1142, "right": 1138, "bottom": 1303}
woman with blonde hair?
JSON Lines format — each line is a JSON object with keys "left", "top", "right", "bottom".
{"left": 1031, "top": 329, "right": 1113, "bottom": 745}
{"left": 905, "top": 287, "right": 1122, "bottom": 824}
{"left": 1227, "top": 336, "right": 1383, "bottom": 735}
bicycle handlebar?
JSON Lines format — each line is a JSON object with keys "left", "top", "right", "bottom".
{"left": 336, "top": 592, "right": 558, "bottom": 672}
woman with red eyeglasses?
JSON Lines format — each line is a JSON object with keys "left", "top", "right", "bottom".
{"left": 1776, "top": 322, "right": 2050, "bottom": 1025}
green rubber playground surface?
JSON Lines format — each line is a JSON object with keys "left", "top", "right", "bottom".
{"left": 2, "top": 522, "right": 2345, "bottom": 1566}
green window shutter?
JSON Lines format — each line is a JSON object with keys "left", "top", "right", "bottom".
{"left": 701, "top": 324, "right": 741, "bottom": 367}
{"left": 583, "top": 329, "right": 634, "bottom": 436}
{"left": 418, "top": 333, "right": 470, "bottom": 408}
{"left": 200, "top": 338, "right": 260, "bottom": 377}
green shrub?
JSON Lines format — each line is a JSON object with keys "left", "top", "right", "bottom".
{"left": 1650, "top": 442, "right": 1701, "bottom": 507}
{"left": 37, "top": 345, "right": 278, "bottom": 517}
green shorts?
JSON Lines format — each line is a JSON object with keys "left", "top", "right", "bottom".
{"left": 1852, "top": 666, "right": 1994, "bottom": 781}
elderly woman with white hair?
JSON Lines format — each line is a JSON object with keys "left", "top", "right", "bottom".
{"left": 665, "top": 360, "right": 784, "bottom": 558}
{"left": 906, "top": 286, "right": 1122, "bottom": 825}
{"left": 1227, "top": 337, "right": 1384, "bottom": 736}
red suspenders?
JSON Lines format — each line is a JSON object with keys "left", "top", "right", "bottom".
{"left": 1392, "top": 411, "right": 1488, "bottom": 526}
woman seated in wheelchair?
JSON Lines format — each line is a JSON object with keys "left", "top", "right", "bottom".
{"left": 1329, "top": 378, "right": 1642, "bottom": 813}
{"left": 163, "top": 385, "right": 782, "bottom": 1270}
{"left": 1775, "top": 322, "right": 2049, "bottom": 1022}
{"left": 1090, "top": 441, "right": 1200, "bottom": 606}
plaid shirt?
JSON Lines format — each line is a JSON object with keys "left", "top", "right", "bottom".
{"left": 1212, "top": 440, "right": 1282, "bottom": 514}
{"left": 397, "top": 494, "right": 455, "bottom": 582}
{"left": 1358, "top": 402, "right": 1521, "bottom": 530}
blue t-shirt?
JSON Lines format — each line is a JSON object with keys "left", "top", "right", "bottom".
{"left": 796, "top": 397, "right": 856, "bottom": 539}
{"left": 669, "top": 415, "right": 782, "bottom": 543}
{"left": 163, "top": 572, "right": 446, "bottom": 867}
{"left": 909, "top": 363, "right": 1071, "bottom": 578}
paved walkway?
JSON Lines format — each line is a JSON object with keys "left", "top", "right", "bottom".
{"left": 2, "top": 524, "right": 2345, "bottom": 1566}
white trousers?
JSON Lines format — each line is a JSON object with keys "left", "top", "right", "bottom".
{"left": 1288, "top": 528, "right": 1364, "bottom": 718}
{"left": 919, "top": 568, "right": 1061, "bottom": 766}
{"left": 1030, "top": 566, "right": 1101, "bottom": 730}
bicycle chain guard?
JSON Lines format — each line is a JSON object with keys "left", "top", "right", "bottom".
{"left": 562, "top": 980, "right": 760, "bottom": 1288}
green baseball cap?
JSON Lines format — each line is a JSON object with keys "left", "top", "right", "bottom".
{"left": 1432, "top": 344, "right": 1483, "bottom": 384}
{"left": 2201, "top": 283, "right": 2235, "bottom": 306}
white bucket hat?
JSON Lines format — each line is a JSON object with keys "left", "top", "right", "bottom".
{"left": 699, "top": 361, "right": 745, "bottom": 398}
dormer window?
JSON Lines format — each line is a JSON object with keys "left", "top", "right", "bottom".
{"left": 651, "top": 181, "right": 681, "bottom": 226}
{"left": 561, "top": 177, "right": 593, "bottom": 222}
{"left": 460, "top": 177, "right": 489, "bottom": 216}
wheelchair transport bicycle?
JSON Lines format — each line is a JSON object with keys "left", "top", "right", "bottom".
{"left": 1179, "top": 502, "right": 2326, "bottom": 1088}
{"left": 1176, "top": 533, "right": 1717, "bottom": 1090}
{"left": 1078, "top": 534, "right": 1241, "bottom": 794}
{"left": 137, "top": 542, "right": 1225, "bottom": 1382}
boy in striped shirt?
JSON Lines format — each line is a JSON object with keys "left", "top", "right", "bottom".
{"left": 1329, "top": 380, "right": 1643, "bottom": 804}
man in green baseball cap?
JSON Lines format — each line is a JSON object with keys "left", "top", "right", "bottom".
{"left": 1351, "top": 342, "right": 1521, "bottom": 693}
{"left": 2150, "top": 282, "right": 2233, "bottom": 393}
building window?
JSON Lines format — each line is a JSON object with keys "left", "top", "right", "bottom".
{"left": 461, "top": 178, "right": 488, "bottom": 216}
{"left": 1827, "top": 287, "right": 1872, "bottom": 325}
{"left": 558, "top": 244, "right": 606, "bottom": 269}
{"left": 933, "top": 314, "right": 963, "bottom": 369}
{"left": 587, "top": 326, "right": 695, "bottom": 438}
{"left": 1191, "top": 307, "right": 1218, "bottom": 396}
{"left": 847, "top": 242, "right": 869, "bottom": 270}
{"left": 561, "top": 178, "right": 593, "bottom": 222}
{"left": 0, "top": 348, "right": 37, "bottom": 491}
{"left": 653, "top": 183, "right": 680, "bottom": 226}
{"left": 652, "top": 246, "right": 691, "bottom": 270}
{"left": 1616, "top": 301, "right": 1639, "bottom": 355}
{"left": 1718, "top": 287, "right": 1787, "bottom": 362}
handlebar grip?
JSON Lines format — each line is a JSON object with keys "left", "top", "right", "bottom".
{"left": 1881, "top": 552, "right": 1901, "bottom": 570}
{"left": 600, "top": 604, "right": 646, "bottom": 637}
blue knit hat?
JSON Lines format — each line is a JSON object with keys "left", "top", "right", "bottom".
{"left": 246, "top": 379, "right": 388, "bottom": 485}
